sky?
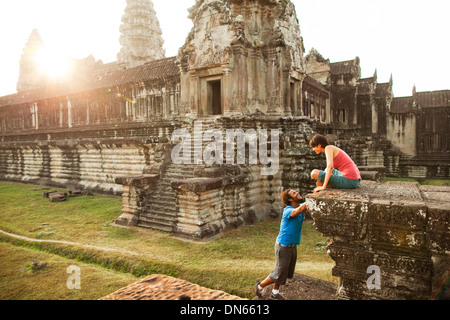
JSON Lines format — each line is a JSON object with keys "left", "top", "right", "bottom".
{"left": 0, "top": 0, "right": 449, "bottom": 98}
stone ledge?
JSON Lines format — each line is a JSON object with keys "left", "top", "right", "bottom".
{"left": 305, "top": 180, "right": 450, "bottom": 300}
{"left": 171, "top": 174, "right": 249, "bottom": 193}
{"left": 115, "top": 174, "right": 160, "bottom": 187}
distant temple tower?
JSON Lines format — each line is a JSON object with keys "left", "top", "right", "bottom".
{"left": 117, "top": 0, "right": 166, "bottom": 69}
{"left": 16, "top": 29, "right": 46, "bottom": 92}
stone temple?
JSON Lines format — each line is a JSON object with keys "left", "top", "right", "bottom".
{"left": 0, "top": 0, "right": 448, "bottom": 240}
{"left": 1, "top": 0, "right": 449, "bottom": 301}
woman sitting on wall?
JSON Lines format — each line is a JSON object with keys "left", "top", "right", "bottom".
{"left": 310, "top": 134, "right": 361, "bottom": 193}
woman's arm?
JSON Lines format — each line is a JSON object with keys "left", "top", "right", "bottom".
{"left": 314, "top": 146, "right": 335, "bottom": 192}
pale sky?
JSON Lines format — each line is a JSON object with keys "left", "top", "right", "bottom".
{"left": 0, "top": 0, "right": 449, "bottom": 98}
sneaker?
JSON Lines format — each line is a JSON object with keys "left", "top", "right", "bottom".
{"left": 255, "top": 280, "right": 263, "bottom": 298}
{"left": 270, "top": 292, "right": 287, "bottom": 300}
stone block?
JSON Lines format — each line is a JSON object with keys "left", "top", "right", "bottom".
{"left": 114, "top": 213, "right": 139, "bottom": 227}
{"left": 368, "top": 199, "right": 428, "bottom": 255}
{"left": 306, "top": 180, "right": 450, "bottom": 300}
{"left": 115, "top": 174, "right": 160, "bottom": 187}
{"left": 48, "top": 192, "right": 67, "bottom": 202}
{"left": 360, "top": 170, "right": 380, "bottom": 181}
{"left": 420, "top": 185, "right": 450, "bottom": 254}
{"left": 306, "top": 187, "right": 370, "bottom": 240}
{"left": 43, "top": 190, "right": 59, "bottom": 198}
{"left": 69, "top": 190, "right": 83, "bottom": 197}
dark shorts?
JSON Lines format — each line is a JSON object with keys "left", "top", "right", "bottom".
{"left": 318, "top": 169, "right": 361, "bottom": 189}
{"left": 269, "top": 242, "right": 297, "bottom": 286}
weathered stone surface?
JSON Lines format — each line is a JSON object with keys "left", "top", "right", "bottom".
{"left": 115, "top": 174, "right": 160, "bottom": 187}
{"left": 178, "top": 0, "right": 305, "bottom": 117}
{"left": 420, "top": 185, "right": 450, "bottom": 255}
{"left": 359, "top": 170, "right": 381, "bottom": 181}
{"left": 43, "top": 190, "right": 59, "bottom": 198}
{"left": 48, "top": 192, "right": 67, "bottom": 202}
{"left": 100, "top": 274, "right": 245, "bottom": 300}
{"left": 68, "top": 190, "right": 83, "bottom": 197}
{"left": 113, "top": 175, "right": 160, "bottom": 227}
{"left": 306, "top": 180, "right": 450, "bottom": 300}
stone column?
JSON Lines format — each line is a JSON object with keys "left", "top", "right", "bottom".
{"left": 66, "top": 98, "right": 72, "bottom": 128}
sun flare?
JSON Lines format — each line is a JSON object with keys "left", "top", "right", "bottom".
{"left": 35, "top": 47, "right": 71, "bottom": 79}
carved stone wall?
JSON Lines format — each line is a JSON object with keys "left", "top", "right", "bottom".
{"left": 177, "top": 0, "right": 305, "bottom": 117}
{"left": 306, "top": 181, "right": 449, "bottom": 300}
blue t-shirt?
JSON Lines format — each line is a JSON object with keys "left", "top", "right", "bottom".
{"left": 276, "top": 205, "right": 305, "bottom": 246}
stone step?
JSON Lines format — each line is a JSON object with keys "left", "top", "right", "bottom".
{"left": 140, "top": 209, "right": 177, "bottom": 221}
{"left": 146, "top": 201, "right": 177, "bottom": 212}
{"left": 140, "top": 208, "right": 177, "bottom": 221}
{"left": 136, "top": 154, "right": 217, "bottom": 231}
{"left": 138, "top": 218, "right": 174, "bottom": 233}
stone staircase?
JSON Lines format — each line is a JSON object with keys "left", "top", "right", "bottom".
{"left": 137, "top": 119, "right": 222, "bottom": 232}
{"left": 137, "top": 162, "right": 198, "bottom": 232}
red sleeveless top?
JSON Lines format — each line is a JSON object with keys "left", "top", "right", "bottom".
{"left": 333, "top": 150, "right": 361, "bottom": 180}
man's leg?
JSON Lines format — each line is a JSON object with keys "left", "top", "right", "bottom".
{"left": 260, "top": 276, "right": 280, "bottom": 289}
{"left": 256, "top": 276, "right": 280, "bottom": 297}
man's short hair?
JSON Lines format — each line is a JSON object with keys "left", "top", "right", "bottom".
{"left": 281, "top": 189, "right": 293, "bottom": 206}
{"left": 309, "top": 134, "right": 329, "bottom": 148}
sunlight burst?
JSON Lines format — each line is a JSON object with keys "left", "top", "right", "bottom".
{"left": 35, "top": 47, "right": 71, "bottom": 79}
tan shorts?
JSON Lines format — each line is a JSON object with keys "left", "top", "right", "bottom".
{"left": 269, "top": 242, "right": 297, "bottom": 285}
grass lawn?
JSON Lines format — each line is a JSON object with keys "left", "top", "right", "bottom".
{"left": 381, "top": 177, "right": 450, "bottom": 186}
{"left": 0, "top": 181, "right": 335, "bottom": 300}
{"left": 0, "top": 242, "right": 139, "bottom": 300}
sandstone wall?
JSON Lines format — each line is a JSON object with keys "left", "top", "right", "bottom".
{"left": 387, "top": 113, "right": 416, "bottom": 157}
{"left": 0, "top": 122, "right": 175, "bottom": 194}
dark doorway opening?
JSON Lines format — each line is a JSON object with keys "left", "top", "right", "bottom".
{"left": 208, "top": 80, "right": 222, "bottom": 115}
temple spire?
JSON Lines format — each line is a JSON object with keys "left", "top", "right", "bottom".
{"left": 117, "top": 0, "right": 165, "bottom": 69}
{"left": 16, "top": 29, "right": 46, "bottom": 92}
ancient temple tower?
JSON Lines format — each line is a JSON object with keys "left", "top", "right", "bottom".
{"left": 16, "top": 29, "right": 46, "bottom": 92}
{"left": 177, "top": 0, "right": 306, "bottom": 118}
{"left": 117, "top": 0, "right": 166, "bottom": 69}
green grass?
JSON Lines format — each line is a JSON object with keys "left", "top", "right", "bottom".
{"left": 381, "top": 177, "right": 450, "bottom": 186}
{"left": 0, "top": 181, "right": 336, "bottom": 300}
{"left": 0, "top": 242, "right": 139, "bottom": 300}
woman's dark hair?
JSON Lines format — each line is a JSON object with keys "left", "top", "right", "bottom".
{"left": 309, "top": 134, "right": 330, "bottom": 148}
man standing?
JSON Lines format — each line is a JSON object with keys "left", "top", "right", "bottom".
{"left": 255, "top": 189, "right": 307, "bottom": 300}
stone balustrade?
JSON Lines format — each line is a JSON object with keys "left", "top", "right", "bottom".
{"left": 114, "top": 174, "right": 160, "bottom": 227}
